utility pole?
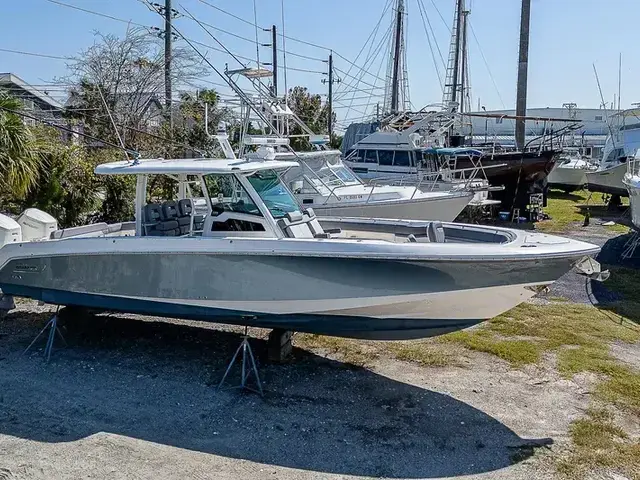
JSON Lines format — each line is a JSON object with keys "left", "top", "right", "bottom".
{"left": 322, "top": 52, "right": 339, "bottom": 139}
{"left": 164, "top": 0, "right": 173, "bottom": 129}
{"left": 328, "top": 52, "right": 334, "bottom": 138}
{"left": 515, "top": 0, "right": 531, "bottom": 150}
{"left": 271, "top": 25, "right": 278, "bottom": 98}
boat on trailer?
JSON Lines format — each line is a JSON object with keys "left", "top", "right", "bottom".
{"left": 0, "top": 152, "right": 606, "bottom": 340}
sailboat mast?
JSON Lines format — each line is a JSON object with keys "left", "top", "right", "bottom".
{"left": 460, "top": 8, "right": 469, "bottom": 115}
{"left": 515, "top": 0, "right": 531, "bottom": 150}
{"left": 450, "top": 0, "right": 463, "bottom": 106}
{"left": 390, "top": 0, "right": 404, "bottom": 113}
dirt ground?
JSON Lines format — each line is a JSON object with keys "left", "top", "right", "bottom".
{"left": 0, "top": 224, "right": 638, "bottom": 480}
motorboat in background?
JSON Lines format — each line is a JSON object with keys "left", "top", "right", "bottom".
{"left": 255, "top": 146, "right": 473, "bottom": 222}
{"left": 0, "top": 133, "right": 607, "bottom": 340}
{"left": 224, "top": 68, "right": 474, "bottom": 222}
{"left": 623, "top": 150, "right": 640, "bottom": 231}
{"left": 344, "top": 118, "right": 556, "bottom": 212}
{"left": 548, "top": 147, "right": 598, "bottom": 192}
{"left": 587, "top": 108, "right": 640, "bottom": 198}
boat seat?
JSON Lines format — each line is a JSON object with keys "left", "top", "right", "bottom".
{"left": 304, "top": 208, "right": 341, "bottom": 238}
{"left": 177, "top": 199, "right": 204, "bottom": 234}
{"left": 427, "top": 221, "right": 446, "bottom": 243}
{"left": 143, "top": 202, "right": 179, "bottom": 236}
{"left": 277, "top": 211, "right": 314, "bottom": 239}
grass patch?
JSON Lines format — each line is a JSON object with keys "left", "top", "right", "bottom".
{"left": 440, "top": 303, "right": 640, "bottom": 367}
{"left": 294, "top": 334, "right": 459, "bottom": 368}
{"left": 547, "top": 296, "right": 570, "bottom": 303}
{"left": 605, "top": 223, "right": 631, "bottom": 234}
{"left": 557, "top": 408, "right": 640, "bottom": 479}
{"left": 440, "top": 330, "right": 542, "bottom": 366}
{"left": 536, "top": 189, "right": 628, "bottom": 233}
{"left": 599, "top": 265, "right": 640, "bottom": 324}
{"left": 385, "top": 342, "right": 459, "bottom": 367}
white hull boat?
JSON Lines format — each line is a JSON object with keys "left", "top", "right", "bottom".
{"left": 0, "top": 154, "right": 606, "bottom": 340}
{"left": 623, "top": 151, "right": 640, "bottom": 230}
{"left": 548, "top": 150, "right": 597, "bottom": 192}
{"left": 270, "top": 149, "right": 473, "bottom": 222}
{"left": 587, "top": 162, "right": 628, "bottom": 197}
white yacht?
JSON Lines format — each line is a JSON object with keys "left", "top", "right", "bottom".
{"left": 587, "top": 110, "right": 640, "bottom": 197}
{"left": 623, "top": 150, "right": 640, "bottom": 230}
{"left": 0, "top": 150, "right": 605, "bottom": 340}
{"left": 548, "top": 147, "right": 597, "bottom": 192}
{"left": 259, "top": 148, "right": 474, "bottom": 222}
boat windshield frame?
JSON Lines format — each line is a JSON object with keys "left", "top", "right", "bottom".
{"left": 247, "top": 169, "right": 301, "bottom": 219}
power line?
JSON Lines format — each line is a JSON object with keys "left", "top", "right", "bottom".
{"left": 44, "top": 0, "right": 149, "bottom": 28}
{"left": 469, "top": 21, "right": 506, "bottom": 109}
{"left": 196, "top": 0, "right": 260, "bottom": 29}
{"left": 0, "top": 47, "right": 71, "bottom": 61}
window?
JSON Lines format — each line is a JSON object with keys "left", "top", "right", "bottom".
{"left": 378, "top": 150, "right": 394, "bottom": 166}
{"left": 595, "top": 115, "right": 603, "bottom": 121}
{"left": 204, "top": 174, "right": 262, "bottom": 217}
{"left": 247, "top": 169, "right": 300, "bottom": 219}
{"left": 364, "top": 150, "right": 378, "bottom": 163}
{"left": 394, "top": 151, "right": 411, "bottom": 167}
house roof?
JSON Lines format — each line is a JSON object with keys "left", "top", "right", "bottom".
{"left": 0, "top": 73, "right": 64, "bottom": 110}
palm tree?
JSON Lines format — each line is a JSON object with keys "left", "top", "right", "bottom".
{"left": 0, "top": 90, "right": 39, "bottom": 198}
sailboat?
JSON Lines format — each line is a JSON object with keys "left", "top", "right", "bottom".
{"left": 342, "top": 0, "right": 560, "bottom": 214}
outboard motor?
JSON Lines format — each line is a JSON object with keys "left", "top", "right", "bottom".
{"left": 16, "top": 208, "right": 58, "bottom": 241}
{"left": 0, "top": 213, "right": 21, "bottom": 317}
{"left": 0, "top": 213, "right": 22, "bottom": 248}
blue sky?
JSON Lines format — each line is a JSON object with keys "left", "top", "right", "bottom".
{"left": 1, "top": 0, "right": 638, "bottom": 128}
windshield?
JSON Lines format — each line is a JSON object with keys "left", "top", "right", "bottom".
{"left": 248, "top": 169, "right": 301, "bottom": 219}
{"left": 315, "top": 164, "right": 361, "bottom": 188}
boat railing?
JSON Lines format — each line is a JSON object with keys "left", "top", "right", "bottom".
{"left": 629, "top": 152, "right": 640, "bottom": 177}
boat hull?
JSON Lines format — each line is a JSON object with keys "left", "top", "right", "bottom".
{"left": 308, "top": 192, "right": 473, "bottom": 222}
{"left": 0, "top": 247, "right": 578, "bottom": 340}
{"left": 587, "top": 163, "right": 628, "bottom": 197}
{"left": 475, "top": 150, "right": 557, "bottom": 211}
{"left": 548, "top": 166, "right": 589, "bottom": 192}
{"left": 624, "top": 176, "right": 640, "bottom": 231}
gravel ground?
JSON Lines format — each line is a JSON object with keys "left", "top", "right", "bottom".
{"left": 0, "top": 224, "right": 637, "bottom": 480}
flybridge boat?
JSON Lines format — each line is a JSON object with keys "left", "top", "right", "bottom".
{"left": 249, "top": 145, "right": 474, "bottom": 222}
{"left": 0, "top": 155, "right": 606, "bottom": 340}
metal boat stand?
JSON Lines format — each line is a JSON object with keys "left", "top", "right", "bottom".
{"left": 622, "top": 231, "right": 640, "bottom": 260}
{"left": 23, "top": 306, "right": 67, "bottom": 362}
{"left": 217, "top": 326, "right": 264, "bottom": 396}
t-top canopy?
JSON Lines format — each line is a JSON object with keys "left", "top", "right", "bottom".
{"left": 94, "top": 157, "right": 300, "bottom": 176}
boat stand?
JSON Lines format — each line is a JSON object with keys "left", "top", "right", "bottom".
{"left": 23, "top": 307, "right": 67, "bottom": 362}
{"left": 217, "top": 327, "right": 264, "bottom": 396}
{"left": 622, "top": 231, "right": 640, "bottom": 260}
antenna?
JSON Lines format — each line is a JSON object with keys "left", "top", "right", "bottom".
{"left": 618, "top": 52, "right": 622, "bottom": 112}
{"left": 593, "top": 63, "right": 617, "bottom": 148}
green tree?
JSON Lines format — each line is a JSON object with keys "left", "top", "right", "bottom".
{"left": 0, "top": 90, "right": 40, "bottom": 199}
{"left": 21, "top": 127, "right": 101, "bottom": 227}
{"left": 286, "top": 86, "right": 335, "bottom": 151}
